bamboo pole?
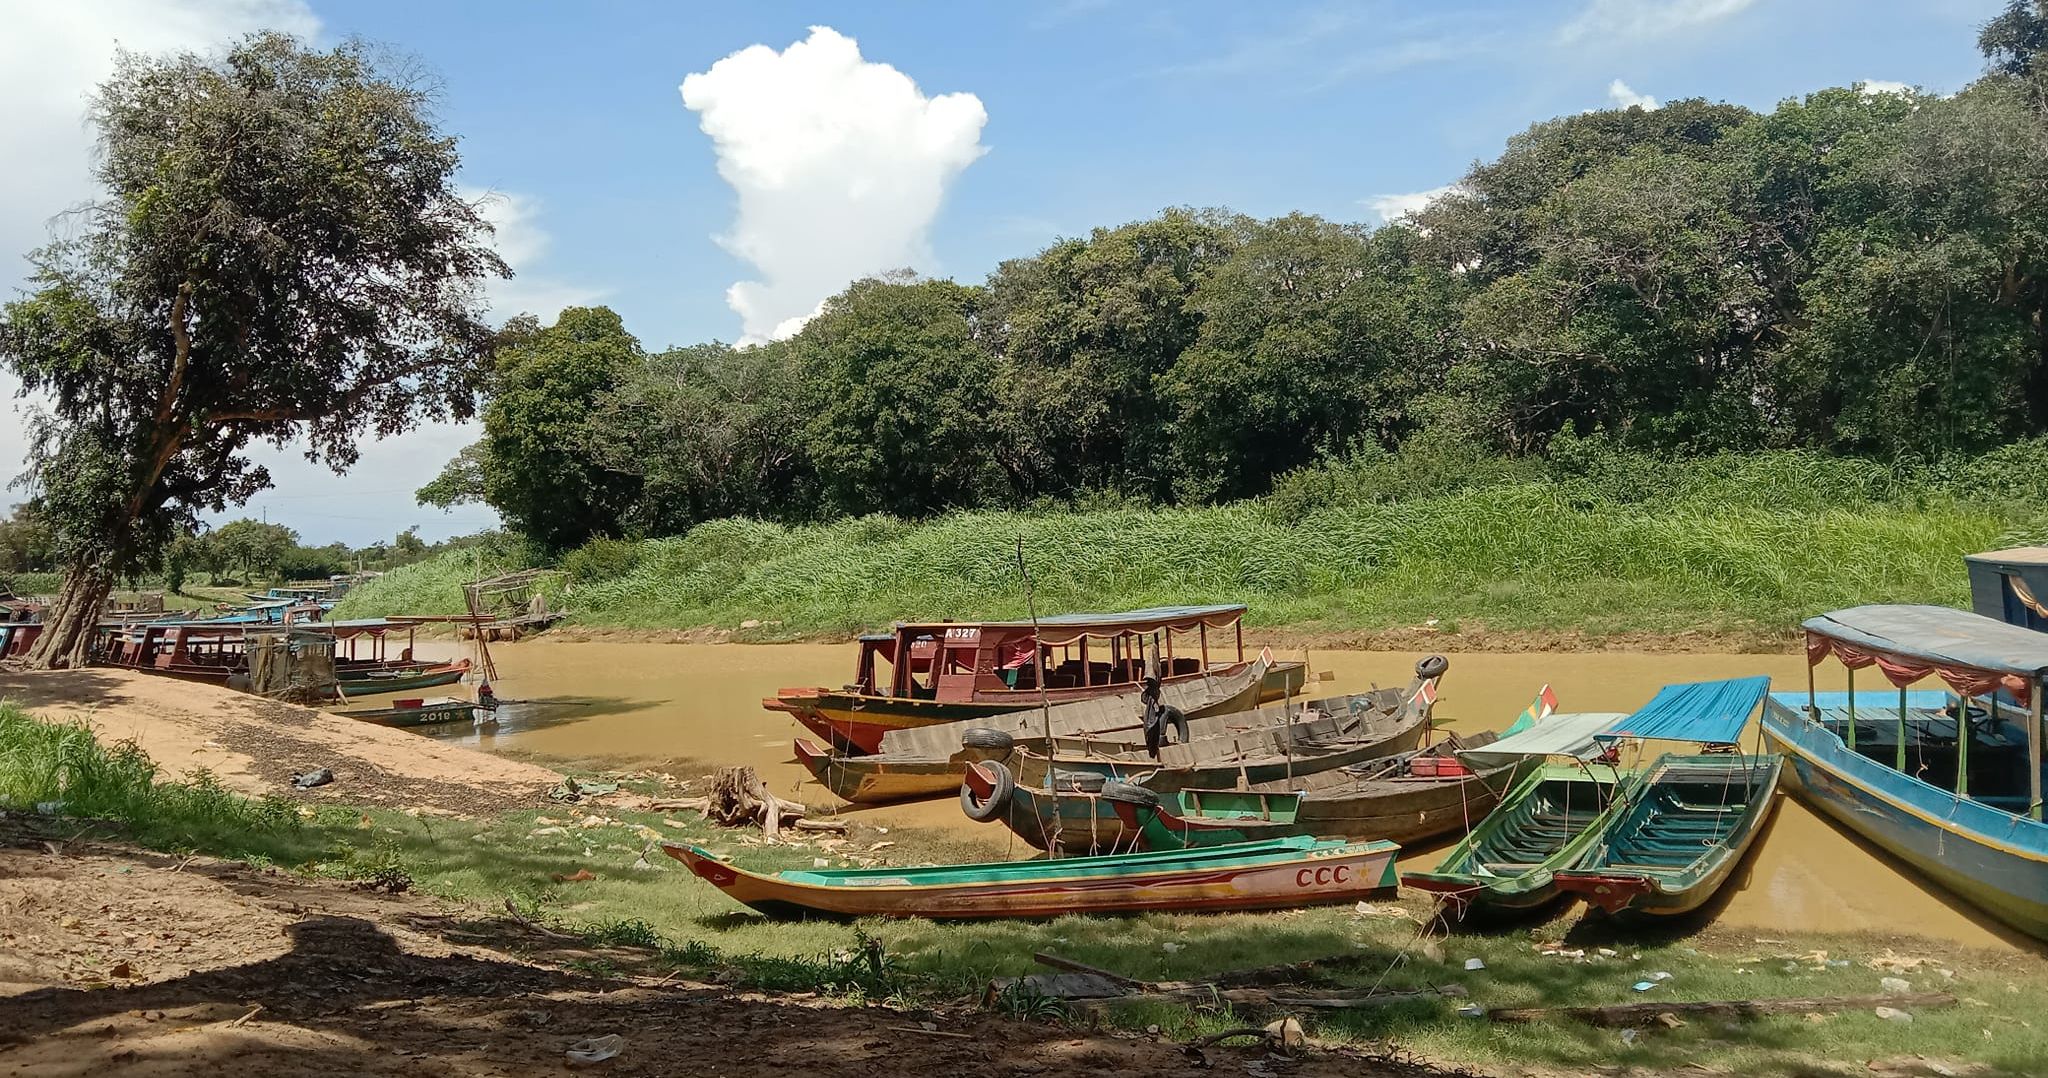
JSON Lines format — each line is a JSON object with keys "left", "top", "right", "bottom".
{"left": 2031, "top": 686, "right": 2043, "bottom": 822}
{"left": 1897, "top": 684, "right": 1908, "bottom": 773}
{"left": 1846, "top": 667, "right": 1857, "bottom": 752}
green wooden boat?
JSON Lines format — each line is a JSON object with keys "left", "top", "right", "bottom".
{"left": 1400, "top": 763, "right": 1629, "bottom": 917}
{"left": 1553, "top": 752, "right": 1783, "bottom": 917}
{"left": 336, "top": 695, "right": 480, "bottom": 728}
{"left": 336, "top": 659, "right": 471, "bottom": 698}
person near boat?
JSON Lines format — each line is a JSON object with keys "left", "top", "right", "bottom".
{"left": 1140, "top": 674, "right": 1189, "bottom": 756}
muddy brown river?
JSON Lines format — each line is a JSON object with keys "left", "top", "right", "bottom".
{"left": 411, "top": 640, "right": 2032, "bottom": 952}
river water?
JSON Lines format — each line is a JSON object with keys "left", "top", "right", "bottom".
{"left": 411, "top": 639, "right": 2031, "bottom": 951}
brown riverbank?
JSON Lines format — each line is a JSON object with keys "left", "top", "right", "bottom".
{"left": 0, "top": 821, "right": 1453, "bottom": 1078}
{"left": 0, "top": 667, "right": 561, "bottom": 816}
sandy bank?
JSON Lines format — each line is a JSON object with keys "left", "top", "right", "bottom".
{"left": 0, "top": 667, "right": 560, "bottom": 816}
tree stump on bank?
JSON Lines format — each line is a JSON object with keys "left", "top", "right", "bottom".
{"left": 708, "top": 766, "right": 811, "bottom": 841}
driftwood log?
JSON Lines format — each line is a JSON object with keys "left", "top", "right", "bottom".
{"left": 1008, "top": 951, "right": 1464, "bottom": 1010}
{"left": 1487, "top": 992, "right": 1957, "bottom": 1026}
{"left": 708, "top": 766, "right": 812, "bottom": 840}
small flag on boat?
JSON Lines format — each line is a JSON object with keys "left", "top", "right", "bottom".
{"left": 1411, "top": 678, "right": 1439, "bottom": 709}
{"left": 1259, "top": 646, "right": 1274, "bottom": 667}
{"left": 1501, "top": 684, "right": 1558, "bottom": 736}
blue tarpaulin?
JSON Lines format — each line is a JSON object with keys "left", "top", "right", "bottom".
{"left": 1596, "top": 675, "right": 1771, "bottom": 744}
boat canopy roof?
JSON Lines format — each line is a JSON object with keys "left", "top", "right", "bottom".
{"left": 1595, "top": 675, "right": 1770, "bottom": 745}
{"left": 897, "top": 604, "right": 1247, "bottom": 647}
{"left": 1804, "top": 604, "right": 2048, "bottom": 701}
{"left": 1458, "top": 711, "right": 1629, "bottom": 766}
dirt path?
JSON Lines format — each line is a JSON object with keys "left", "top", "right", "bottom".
{"left": 0, "top": 827, "right": 1458, "bottom": 1078}
{"left": 0, "top": 668, "right": 561, "bottom": 816}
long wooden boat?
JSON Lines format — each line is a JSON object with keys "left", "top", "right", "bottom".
{"left": 1400, "top": 762, "right": 1629, "bottom": 917}
{"left": 763, "top": 605, "right": 1304, "bottom": 754}
{"left": 1107, "top": 732, "right": 1529, "bottom": 851}
{"left": 1760, "top": 602, "right": 2048, "bottom": 940}
{"left": 663, "top": 835, "right": 1399, "bottom": 920}
{"left": 1009, "top": 679, "right": 1436, "bottom": 793}
{"left": 1553, "top": 752, "right": 1784, "bottom": 917}
{"left": 336, "top": 695, "right": 480, "bottom": 727}
{"left": 335, "top": 659, "right": 472, "bottom": 698}
{"left": 964, "top": 684, "right": 1437, "bottom": 854}
{"left": 794, "top": 658, "right": 1272, "bottom": 805}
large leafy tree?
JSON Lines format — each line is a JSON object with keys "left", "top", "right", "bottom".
{"left": 459, "top": 307, "right": 645, "bottom": 551}
{"left": 790, "top": 275, "right": 1003, "bottom": 518}
{"left": 983, "top": 209, "right": 1241, "bottom": 500}
{"left": 589, "top": 341, "right": 818, "bottom": 534}
{"left": 1, "top": 33, "right": 503, "bottom": 667}
{"left": 1163, "top": 215, "right": 1459, "bottom": 501}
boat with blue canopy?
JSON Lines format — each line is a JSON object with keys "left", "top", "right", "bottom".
{"left": 1404, "top": 676, "right": 1777, "bottom": 920}
{"left": 1761, "top": 604, "right": 2048, "bottom": 940}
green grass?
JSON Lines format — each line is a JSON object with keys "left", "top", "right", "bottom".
{"left": 3, "top": 699, "right": 2042, "bottom": 1075}
{"left": 335, "top": 480, "right": 2028, "bottom": 643}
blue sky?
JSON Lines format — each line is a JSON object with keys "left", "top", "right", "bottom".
{"left": 0, "top": 0, "right": 2004, "bottom": 544}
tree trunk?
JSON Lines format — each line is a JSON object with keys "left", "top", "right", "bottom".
{"left": 24, "top": 564, "right": 114, "bottom": 670}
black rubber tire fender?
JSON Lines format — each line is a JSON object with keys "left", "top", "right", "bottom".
{"left": 960, "top": 760, "right": 1015, "bottom": 822}
{"left": 960, "top": 727, "right": 1014, "bottom": 751}
{"left": 1415, "top": 654, "right": 1450, "bottom": 680}
{"left": 1100, "top": 780, "right": 1161, "bottom": 807}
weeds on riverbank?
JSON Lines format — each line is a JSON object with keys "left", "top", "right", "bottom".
{"left": 6, "top": 700, "right": 2045, "bottom": 1075}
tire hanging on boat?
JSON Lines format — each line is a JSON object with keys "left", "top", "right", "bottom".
{"left": 961, "top": 761, "right": 1015, "bottom": 822}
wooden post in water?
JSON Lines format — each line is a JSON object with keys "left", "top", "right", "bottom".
{"left": 1897, "top": 684, "right": 1909, "bottom": 773}
{"left": 1957, "top": 697, "right": 1973, "bottom": 800}
{"left": 2030, "top": 685, "right": 2044, "bottom": 822}
{"left": 1015, "top": 538, "right": 1058, "bottom": 855}
{"left": 1845, "top": 668, "right": 1857, "bottom": 752}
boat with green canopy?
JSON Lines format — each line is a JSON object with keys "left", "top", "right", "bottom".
{"left": 1403, "top": 676, "right": 1773, "bottom": 919}
{"left": 663, "top": 835, "right": 1399, "bottom": 920}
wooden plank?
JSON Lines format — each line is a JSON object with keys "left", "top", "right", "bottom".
{"left": 1487, "top": 992, "right": 1957, "bottom": 1026}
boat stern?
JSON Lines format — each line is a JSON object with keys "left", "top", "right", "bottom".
{"left": 1553, "top": 871, "right": 1656, "bottom": 914}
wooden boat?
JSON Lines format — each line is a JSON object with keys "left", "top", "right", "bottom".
{"left": 663, "top": 835, "right": 1399, "bottom": 920}
{"left": 336, "top": 695, "right": 480, "bottom": 727}
{"left": 1762, "top": 604, "right": 2048, "bottom": 940}
{"left": 1553, "top": 753, "right": 1783, "bottom": 916}
{"left": 763, "top": 605, "right": 1304, "bottom": 754}
{"left": 1108, "top": 732, "right": 1529, "bottom": 851}
{"left": 964, "top": 675, "right": 1441, "bottom": 854}
{"left": 1008, "top": 676, "right": 1437, "bottom": 793}
{"left": 1404, "top": 675, "right": 1774, "bottom": 919}
{"left": 1400, "top": 762, "right": 1629, "bottom": 916}
{"left": 335, "top": 659, "right": 472, "bottom": 698}
{"left": 793, "top": 657, "right": 1272, "bottom": 805}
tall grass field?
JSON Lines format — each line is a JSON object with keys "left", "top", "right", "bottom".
{"left": 333, "top": 446, "right": 2048, "bottom": 642}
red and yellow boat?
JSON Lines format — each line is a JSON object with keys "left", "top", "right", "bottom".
{"left": 664, "top": 835, "right": 1399, "bottom": 920}
{"left": 764, "top": 604, "right": 1304, "bottom": 753}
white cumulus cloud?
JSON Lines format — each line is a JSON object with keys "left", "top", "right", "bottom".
{"left": 1859, "top": 79, "right": 1912, "bottom": 96}
{"left": 681, "top": 26, "right": 989, "bottom": 345}
{"left": 1607, "top": 79, "right": 1660, "bottom": 110}
{"left": 463, "top": 187, "right": 605, "bottom": 321}
{"left": 1559, "top": 0, "right": 1756, "bottom": 44}
{"left": 1365, "top": 184, "right": 1460, "bottom": 225}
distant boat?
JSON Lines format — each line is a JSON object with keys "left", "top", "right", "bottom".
{"left": 335, "top": 659, "right": 472, "bottom": 698}
{"left": 336, "top": 695, "right": 480, "bottom": 728}
{"left": 1763, "top": 604, "right": 2048, "bottom": 940}
{"left": 663, "top": 835, "right": 1399, "bottom": 920}
{"left": 762, "top": 605, "right": 1304, "bottom": 754}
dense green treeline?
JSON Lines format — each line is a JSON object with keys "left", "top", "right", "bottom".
{"left": 342, "top": 439, "right": 2048, "bottom": 638}
{"left": 425, "top": 10, "right": 2048, "bottom": 550}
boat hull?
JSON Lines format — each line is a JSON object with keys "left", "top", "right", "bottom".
{"left": 1400, "top": 764, "right": 1627, "bottom": 919}
{"left": 793, "top": 738, "right": 980, "bottom": 804}
{"left": 336, "top": 660, "right": 471, "bottom": 699}
{"left": 338, "top": 699, "right": 480, "bottom": 727}
{"left": 1762, "top": 696, "right": 2048, "bottom": 940}
{"left": 1121, "top": 757, "right": 1530, "bottom": 851}
{"left": 770, "top": 659, "right": 1299, "bottom": 754}
{"left": 1553, "top": 753, "right": 1784, "bottom": 918}
{"left": 664, "top": 837, "right": 1398, "bottom": 920}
